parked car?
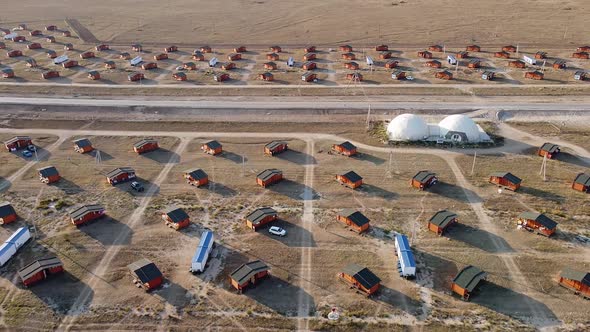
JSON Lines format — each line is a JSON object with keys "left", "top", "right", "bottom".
{"left": 27, "top": 145, "right": 36, "bottom": 151}
{"left": 21, "top": 150, "right": 32, "bottom": 157}
{"left": 268, "top": 226, "right": 286, "bottom": 237}
{"left": 130, "top": 181, "right": 144, "bottom": 192}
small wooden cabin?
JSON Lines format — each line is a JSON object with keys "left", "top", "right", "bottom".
{"left": 184, "top": 168, "right": 209, "bottom": 187}
{"left": 229, "top": 260, "right": 269, "bottom": 293}
{"left": 418, "top": 51, "right": 432, "bottom": 59}
{"left": 29, "top": 30, "right": 42, "bottom": 36}
{"left": 494, "top": 51, "right": 510, "bottom": 59}
{"left": 391, "top": 70, "right": 407, "bottom": 80}
{"left": 538, "top": 143, "right": 560, "bottom": 159}
{"left": 301, "top": 72, "right": 317, "bottom": 82}
{"left": 119, "top": 52, "right": 131, "bottom": 60}
{"left": 572, "top": 52, "right": 589, "bottom": 59}
{"left": 192, "top": 52, "right": 205, "bottom": 61}
{"left": 428, "top": 210, "right": 458, "bottom": 235}
{"left": 302, "top": 61, "right": 316, "bottom": 70}
{"left": 428, "top": 45, "right": 443, "bottom": 52}
{"left": 2, "top": 68, "right": 14, "bottom": 78}
{"left": 256, "top": 169, "right": 283, "bottom": 187}
{"left": 80, "top": 51, "right": 95, "bottom": 59}
{"left": 45, "top": 25, "right": 58, "bottom": 31}
{"left": 128, "top": 72, "right": 144, "bottom": 82}
{"left": 7, "top": 50, "right": 23, "bottom": 57}
{"left": 264, "top": 62, "right": 277, "bottom": 70}
{"left": 346, "top": 72, "right": 363, "bottom": 82}
{"left": 553, "top": 60, "right": 566, "bottom": 69}
{"left": 339, "top": 45, "right": 353, "bottom": 52}
{"left": 572, "top": 173, "right": 590, "bottom": 193}
{"left": 87, "top": 71, "right": 101, "bottom": 80}
{"left": 162, "top": 206, "right": 190, "bottom": 230}
{"left": 38, "top": 166, "right": 60, "bottom": 184}
{"left": 73, "top": 138, "right": 93, "bottom": 153}
{"left": 134, "top": 138, "right": 159, "bottom": 154}
{"left": 164, "top": 45, "right": 178, "bottom": 53}
{"left": 559, "top": 268, "right": 590, "bottom": 298}
{"left": 69, "top": 204, "right": 105, "bottom": 226}
{"left": 466, "top": 45, "right": 481, "bottom": 52}
{"left": 303, "top": 53, "right": 316, "bottom": 61}
{"left": 509, "top": 60, "right": 526, "bottom": 68}
{"left": 214, "top": 73, "right": 230, "bottom": 82}
{"left": 435, "top": 70, "right": 453, "bottom": 80}
{"left": 258, "top": 72, "right": 274, "bottom": 81}
{"left": 184, "top": 62, "right": 197, "bottom": 70}
{"left": 425, "top": 60, "right": 442, "bottom": 68}
{"left": 411, "top": 171, "right": 438, "bottom": 190}
{"left": 339, "top": 263, "right": 381, "bottom": 295}
{"left": 344, "top": 62, "right": 359, "bottom": 70}
{"left": 142, "top": 62, "right": 157, "bottom": 70}
{"left": 304, "top": 46, "right": 316, "bottom": 53}
{"left": 332, "top": 141, "right": 357, "bottom": 156}
{"left": 18, "top": 256, "right": 64, "bottom": 287}
{"left": 577, "top": 46, "right": 590, "bottom": 52}
{"left": 46, "top": 50, "right": 56, "bottom": 58}
{"left": 336, "top": 171, "right": 363, "bottom": 189}
{"left": 64, "top": 43, "right": 73, "bottom": 51}
{"left": 62, "top": 31, "right": 71, "bottom": 37}
{"left": 516, "top": 212, "right": 557, "bottom": 237}
{"left": 266, "top": 53, "right": 279, "bottom": 61}
{"left": 264, "top": 141, "right": 288, "bottom": 156}
{"left": 105, "top": 167, "right": 136, "bottom": 185}
{"left": 128, "top": 259, "right": 163, "bottom": 291}
{"left": 341, "top": 52, "right": 356, "bottom": 60}
{"left": 502, "top": 45, "right": 517, "bottom": 52}
{"left": 467, "top": 59, "right": 481, "bottom": 68}
{"left": 375, "top": 44, "right": 388, "bottom": 51}
{"left": 132, "top": 44, "right": 142, "bottom": 52}
{"left": 452, "top": 266, "right": 487, "bottom": 301}
{"left": 489, "top": 172, "right": 521, "bottom": 191}
{"left": 234, "top": 46, "right": 247, "bottom": 53}
{"left": 337, "top": 209, "right": 370, "bottom": 233}
{"left": 481, "top": 71, "right": 495, "bottom": 80}
{"left": 456, "top": 51, "right": 469, "bottom": 59}
{"left": 228, "top": 53, "right": 242, "bottom": 61}
{"left": 62, "top": 60, "right": 78, "bottom": 68}
{"left": 95, "top": 44, "right": 109, "bottom": 51}
{"left": 0, "top": 202, "right": 17, "bottom": 225}
{"left": 535, "top": 51, "right": 547, "bottom": 59}
{"left": 173, "top": 72, "right": 187, "bottom": 81}
{"left": 200, "top": 46, "right": 212, "bottom": 53}
{"left": 201, "top": 140, "right": 222, "bottom": 155}
{"left": 245, "top": 207, "right": 278, "bottom": 230}
{"left": 269, "top": 45, "right": 282, "bottom": 53}
{"left": 525, "top": 71, "right": 544, "bottom": 80}
{"left": 385, "top": 60, "right": 399, "bottom": 69}
{"left": 27, "top": 43, "right": 41, "bottom": 49}
{"left": 221, "top": 62, "right": 235, "bottom": 70}
{"left": 4, "top": 136, "right": 32, "bottom": 151}
{"left": 154, "top": 53, "right": 168, "bottom": 61}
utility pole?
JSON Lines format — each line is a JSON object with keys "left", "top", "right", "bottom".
{"left": 387, "top": 151, "right": 393, "bottom": 178}
{"left": 366, "top": 104, "right": 371, "bottom": 129}
{"left": 563, "top": 26, "right": 568, "bottom": 40}
{"left": 241, "top": 155, "right": 245, "bottom": 177}
{"left": 471, "top": 151, "right": 477, "bottom": 175}
{"left": 95, "top": 150, "right": 102, "bottom": 164}
{"left": 516, "top": 43, "right": 519, "bottom": 58}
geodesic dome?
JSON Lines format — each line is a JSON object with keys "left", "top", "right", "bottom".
{"left": 387, "top": 114, "right": 429, "bottom": 141}
{"left": 438, "top": 114, "right": 481, "bottom": 142}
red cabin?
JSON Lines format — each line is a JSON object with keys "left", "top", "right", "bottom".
{"left": 134, "top": 138, "right": 159, "bottom": 154}
{"left": 142, "top": 62, "right": 157, "bottom": 70}
{"left": 228, "top": 53, "right": 242, "bottom": 61}
{"left": 184, "top": 168, "right": 209, "bottom": 187}
{"left": 375, "top": 44, "right": 388, "bottom": 51}
{"left": 435, "top": 70, "right": 453, "bottom": 80}
{"left": 73, "top": 138, "right": 93, "bottom": 153}
{"left": 4, "top": 136, "right": 32, "bottom": 151}
{"left": 234, "top": 46, "right": 247, "bottom": 53}
{"left": 245, "top": 207, "right": 278, "bottom": 230}
{"left": 429, "top": 45, "right": 443, "bottom": 52}
{"left": 184, "top": 62, "right": 197, "bottom": 70}
{"left": 264, "top": 141, "right": 288, "bottom": 155}
{"left": 266, "top": 53, "right": 279, "bottom": 61}
{"left": 45, "top": 25, "right": 57, "bottom": 31}
{"left": 42, "top": 71, "right": 60, "bottom": 80}
{"left": 346, "top": 72, "right": 363, "bottom": 82}
{"left": 164, "top": 45, "right": 178, "bottom": 53}
{"left": 337, "top": 209, "right": 370, "bottom": 233}
{"left": 104, "top": 60, "right": 116, "bottom": 69}
{"left": 80, "top": 51, "right": 95, "bottom": 59}
{"left": 258, "top": 72, "right": 274, "bottom": 81}
{"left": 27, "top": 42, "right": 42, "bottom": 49}
{"left": 452, "top": 266, "right": 487, "bottom": 301}
{"left": 577, "top": 46, "right": 590, "bottom": 52}
{"left": 69, "top": 204, "right": 105, "bottom": 226}
{"left": 344, "top": 62, "right": 359, "bottom": 70}
{"left": 509, "top": 60, "right": 525, "bottom": 68}
{"left": 95, "top": 44, "right": 109, "bottom": 51}
{"left": 385, "top": 60, "right": 400, "bottom": 69}
{"left": 132, "top": 44, "right": 142, "bottom": 52}
{"left": 418, "top": 51, "right": 432, "bottom": 59}
{"left": 128, "top": 72, "right": 144, "bottom": 81}
{"left": 7, "top": 50, "right": 23, "bottom": 57}
{"left": 428, "top": 210, "right": 458, "bottom": 235}
{"left": 229, "top": 260, "right": 270, "bottom": 293}
{"left": 12, "top": 36, "right": 26, "bottom": 42}
{"left": 221, "top": 62, "right": 236, "bottom": 70}
{"left": 559, "top": 268, "right": 590, "bottom": 298}
{"left": 120, "top": 52, "right": 131, "bottom": 60}
{"left": 2, "top": 68, "right": 14, "bottom": 78}
{"left": 62, "top": 60, "right": 78, "bottom": 68}
{"left": 467, "top": 60, "right": 481, "bottom": 69}
{"left": 535, "top": 51, "right": 547, "bottom": 59}
{"left": 339, "top": 264, "right": 380, "bottom": 295}
{"left": 0, "top": 202, "right": 17, "bottom": 225}
{"left": 264, "top": 62, "right": 277, "bottom": 70}
{"left": 154, "top": 53, "right": 168, "bottom": 60}
{"left": 201, "top": 140, "right": 222, "bottom": 155}
{"left": 214, "top": 73, "right": 230, "bottom": 82}
{"left": 62, "top": 31, "right": 71, "bottom": 37}
{"left": 489, "top": 172, "right": 521, "bottom": 191}
{"left": 502, "top": 45, "right": 517, "bottom": 52}
{"left": 572, "top": 173, "right": 590, "bottom": 193}
{"left": 304, "top": 46, "right": 316, "bottom": 53}
{"left": 128, "top": 259, "right": 163, "bottom": 291}
{"left": 46, "top": 50, "right": 56, "bottom": 58}
{"left": 302, "top": 61, "right": 316, "bottom": 70}
{"left": 411, "top": 171, "right": 438, "bottom": 190}
{"left": 538, "top": 143, "right": 560, "bottom": 159}
{"left": 525, "top": 71, "right": 544, "bottom": 80}
{"left": 106, "top": 167, "right": 136, "bottom": 185}
{"left": 303, "top": 53, "right": 316, "bottom": 61}
{"left": 173, "top": 72, "right": 187, "bottom": 81}
{"left": 339, "top": 45, "right": 353, "bottom": 52}
{"left": 341, "top": 52, "right": 356, "bottom": 60}
{"left": 256, "top": 169, "right": 283, "bottom": 187}
{"left": 64, "top": 43, "right": 73, "bottom": 51}
{"left": 38, "top": 166, "right": 60, "bottom": 184}
{"left": 553, "top": 60, "right": 566, "bottom": 69}
{"left": 162, "top": 206, "right": 190, "bottom": 230}
{"left": 379, "top": 51, "right": 392, "bottom": 59}
{"left": 456, "top": 51, "right": 469, "bottom": 59}
{"left": 572, "top": 52, "right": 589, "bottom": 59}
{"left": 46, "top": 36, "right": 55, "bottom": 43}
{"left": 18, "top": 256, "right": 64, "bottom": 287}
{"left": 200, "top": 46, "right": 212, "bottom": 53}
{"left": 495, "top": 51, "right": 510, "bottom": 59}
{"left": 466, "top": 45, "right": 481, "bottom": 52}
{"left": 516, "top": 212, "right": 557, "bottom": 237}
{"left": 269, "top": 45, "right": 282, "bottom": 53}
{"left": 336, "top": 171, "right": 363, "bottom": 189}
{"left": 30, "top": 30, "right": 42, "bottom": 36}
{"left": 332, "top": 141, "right": 357, "bottom": 156}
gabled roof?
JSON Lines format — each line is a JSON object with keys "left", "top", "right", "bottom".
{"left": 18, "top": 256, "right": 62, "bottom": 281}
{"left": 230, "top": 260, "right": 269, "bottom": 284}
{"left": 69, "top": 204, "right": 104, "bottom": 220}
{"left": 38, "top": 166, "right": 59, "bottom": 177}
{"left": 0, "top": 201, "right": 16, "bottom": 217}
{"left": 413, "top": 171, "right": 436, "bottom": 183}
{"left": 163, "top": 206, "right": 189, "bottom": 223}
{"left": 203, "top": 140, "right": 222, "bottom": 149}
{"left": 264, "top": 61, "right": 277, "bottom": 66}
{"left": 106, "top": 167, "right": 135, "bottom": 178}
{"left": 104, "top": 60, "right": 115, "bottom": 65}
{"left": 574, "top": 173, "right": 590, "bottom": 186}
{"left": 265, "top": 141, "right": 287, "bottom": 150}
{"left": 518, "top": 212, "right": 558, "bottom": 229}
{"left": 257, "top": 169, "right": 282, "bottom": 181}
{"left": 4, "top": 136, "right": 31, "bottom": 145}
{"left": 339, "top": 209, "right": 370, "bottom": 227}
{"left": 336, "top": 141, "right": 357, "bottom": 151}
{"left": 87, "top": 70, "right": 100, "bottom": 76}
{"left": 452, "top": 265, "right": 487, "bottom": 292}
{"left": 540, "top": 143, "right": 560, "bottom": 153}
{"left": 342, "top": 263, "right": 381, "bottom": 290}
{"left": 127, "top": 258, "right": 162, "bottom": 284}
{"left": 73, "top": 138, "right": 92, "bottom": 148}
{"left": 245, "top": 207, "right": 277, "bottom": 225}
{"left": 560, "top": 268, "right": 590, "bottom": 286}
{"left": 339, "top": 171, "right": 362, "bottom": 182}
{"left": 134, "top": 138, "right": 157, "bottom": 149}
{"left": 429, "top": 210, "right": 457, "bottom": 228}
{"left": 185, "top": 168, "right": 208, "bottom": 180}
{"left": 490, "top": 172, "right": 521, "bottom": 184}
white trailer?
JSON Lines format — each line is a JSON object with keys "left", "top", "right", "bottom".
{"left": 398, "top": 251, "right": 416, "bottom": 278}
{"left": 287, "top": 57, "right": 294, "bottom": 67}
{"left": 130, "top": 56, "right": 143, "bottom": 66}
{"left": 0, "top": 227, "right": 31, "bottom": 266}
{"left": 208, "top": 57, "right": 218, "bottom": 67}
{"left": 447, "top": 55, "right": 457, "bottom": 65}
{"left": 3, "top": 33, "right": 17, "bottom": 40}
{"left": 366, "top": 56, "right": 374, "bottom": 66}
{"left": 523, "top": 55, "right": 536, "bottom": 65}
{"left": 190, "top": 230, "right": 214, "bottom": 273}
{"left": 0, "top": 243, "right": 16, "bottom": 266}
{"left": 53, "top": 55, "right": 69, "bottom": 65}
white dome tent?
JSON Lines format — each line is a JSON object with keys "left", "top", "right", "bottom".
{"left": 438, "top": 114, "right": 485, "bottom": 142}
{"left": 387, "top": 114, "right": 429, "bottom": 141}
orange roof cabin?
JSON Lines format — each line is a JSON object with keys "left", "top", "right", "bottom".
{"left": 489, "top": 172, "right": 521, "bottom": 191}
{"left": 46, "top": 36, "right": 55, "bottom": 43}
{"left": 132, "top": 44, "right": 142, "bottom": 52}
{"left": 535, "top": 51, "right": 547, "bottom": 59}
{"left": 80, "top": 51, "right": 95, "bottom": 59}
{"left": 466, "top": 45, "right": 481, "bottom": 52}
{"left": 73, "top": 138, "right": 93, "bottom": 153}
{"left": 4, "top": 136, "right": 32, "bottom": 151}
{"left": 344, "top": 62, "right": 359, "bottom": 70}
{"left": 164, "top": 45, "right": 178, "bottom": 53}
{"left": 303, "top": 52, "right": 316, "bottom": 61}
{"left": 467, "top": 59, "right": 481, "bottom": 68}
{"left": 184, "top": 168, "right": 209, "bottom": 187}
{"left": 192, "top": 52, "right": 205, "bottom": 61}
{"left": 428, "top": 210, "right": 458, "bottom": 235}
{"left": 128, "top": 258, "right": 163, "bottom": 291}
{"left": 525, "top": 71, "right": 544, "bottom": 80}
{"left": 451, "top": 266, "right": 487, "bottom": 301}
{"left": 104, "top": 60, "right": 116, "bottom": 69}
{"left": 87, "top": 70, "right": 100, "bottom": 80}
{"left": 341, "top": 52, "right": 356, "bottom": 60}
{"left": 411, "top": 171, "right": 438, "bottom": 190}
{"left": 266, "top": 53, "right": 279, "bottom": 61}
{"left": 379, "top": 51, "right": 392, "bottom": 59}
{"left": 229, "top": 260, "right": 270, "bottom": 293}
{"left": 269, "top": 45, "right": 282, "bottom": 53}
{"left": 183, "top": 62, "right": 197, "bottom": 70}
{"left": 119, "top": 52, "right": 131, "bottom": 60}
{"left": 2, "top": 68, "right": 14, "bottom": 78}
{"left": 38, "top": 166, "right": 60, "bottom": 184}
{"left": 18, "top": 257, "right": 64, "bottom": 287}
{"left": 559, "top": 268, "right": 590, "bottom": 298}
{"left": 162, "top": 206, "right": 190, "bottom": 230}
{"left": 301, "top": 72, "right": 317, "bottom": 82}
{"left": 337, "top": 209, "right": 370, "bottom": 233}
{"left": 456, "top": 51, "right": 469, "bottom": 59}
{"left": 332, "top": 141, "right": 357, "bottom": 156}
{"left": 572, "top": 173, "right": 590, "bottom": 193}
{"left": 258, "top": 72, "right": 274, "bottom": 81}
{"left": 304, "top": 45, "right": 316, "bottom": 53}
{"left": 245, "top": 207, "right": 278, "bottom": 230}
{"left": 509, "top": 60, "right": 525, "bottom": 68}
{"left": 154, "top": 53, "right": 168, "bottom": 60}
{"left": 256, "top": 169, "right": 283, "bottom": 187}
{"left": 142, "top": 62, "right": 157, "bottom": 70}
{"left": 572, "top": 52, "right": 589, "bottom": 59}
{"left": 69, "top": 204, "right": 105, "bottom": 226}
{"left": 302, "top": 61, "right": 316, "bottom": 70}
{"left": 105, "top": 167, "right": 136, "bottom": 185}
{"left": 264, "top": 62, "right": 277, "bottom": 70}
{"left": 435, "top": 70, "right": 453, "bottom": 80}
{"left": 214, "top": 73, "right": 230, "bottom": 82}
{"left": 517, "top": 212, "right": 557, "bottom": 237}
{"left": 264, "top": 141, "right": 288, "bottom": 156}
{"left": 336, "top": 171, "right": 363, "bottom": 189}
{"left": 27, "top": 42, "right": 42, "bottom": 49}
{"left": 429, "top": 45, "right": 443, "bottom": 52}
{"left": 173, "top": 72, "right": 187, "bottom": 81}
{"left": 201, "top": 140, "right": 222, "bottom": 155}
{"left": 200, "top": 45, "right": 212, "bottom": 53}
{"left": 385, "top": 60, "right": 399, "bottom": 69}
{"left": 346, "top": 72, "right": 363, "bottom": 82}
{"left": 553, "top": 60, "right": 566, "bottom": 69}
{"left": 221, "top": 62, "right": 236, "bottom": 70}
{"left": 418, "top": 50, "right": 432, "bottom": 59}
{"left": 424, "top": 60, "right": 442, "bottom": 68}
{"left": 502, "top": 45, "right": 517, "bottom": 52}
{"left": 340, "top": 45, "right": 353, "bottom": 52}
{"left": 538, "top": 143, "right": 560, "bottom": 159}
{"left": 339, "top": 263, "right": 381, "bottom": 295}
{"left": 234, "top": 46, "right": 247, "bottom": 53}
{"left": 228, "top": 53, "right": 242, "bottom": 61}
{"left": 494, "top": 51, "right": 510, "bottom": 59}
{"left": 375, "top": 44, "right": 388, "bottom": 51}
{"left": 128, "top": 72, "right": 144, "bottom": 81}
{"left": 0, "top": 202, "right": 17, "bottom": 225}
{"left": 134, "top": 138, "right": 159, "bottom": 154}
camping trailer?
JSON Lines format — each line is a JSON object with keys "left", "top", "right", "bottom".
{"left": 447, "top": 55, "right": 457, "bottom": 65}
{"left": 130, "top": 56, "right": 143, "bottom": 66}
{"left": 209, "top": 57, "right": 218, "bottom": 67}
{"left": 190, "top": 231, "right": 214, "bottom": 273}
{"left": 523, "top": 55, "right": 536, "bottom": 65}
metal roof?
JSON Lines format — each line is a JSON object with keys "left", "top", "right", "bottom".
{"left": 339, "top": 209, "right": 370, "bottom": 227}
{"left": 339, "top": 171, "right": 362, "bottom": 183}
{"left": 452, "top": 265, "right": 487, "bottom": 292}
{"left": 341, "top": 263, "right": 381, "bottom": 290}
{"left": 560, "top": 268, "right": 590, "bottom": 286}
{"left": 336, "top": 141, "right": 356, "bottom": 151}
{"left": 134, "top": 138, "right": 157, "bottom": 149}
{"left": 540, "top": 143, "right": 560, "bottom": 154}
{"left": 518, "top": 212, "right": 558, "bottom": 229}
{"left": 163, "top": 206, "right": 189, "bottom": 224}
{"left": 193, "top": 231, "right": 214, "bottom": 265}
{"left": 413, "top": 171, "right": 436, "bottom": 183}
{"left": 245, "top": 207, "right": 277, "bottom": 225}
{"left": 38, "top": 166, "right": 59, "bottom": 178}
{"left": 106, "top": 167, "right": 135, "bottom": 178}
{"left": 127, "top": 258, "right": 162, "bottom": 284}
{"left": 69, "top": 204, "right": 104, "bottom": 220}
{"left": 230, "top": 260, "right": 269, "bottom": 284}
{"left": 185, "top": 168, "right": 208, "bottom": 180}
{"left": 0, "top": 202, "right": 15, "bottom": 218}
{"left": 4, "top": 136, "right": 31, "bottom": 145}
{"left": 5, "top": 227, "right": 29, "bottom": 244}
{"left": 574, "top": 173, "right": 590, "bottom": 186}
{"left": 18, "top": 256, "right": 62, "bottom": 281}
{"left": 257, "top": 169, "right": 282, "bottom": 181}
{"left": 399, "top": 250, "right": 416, "bottom": 268}
{"left": 429, "top": 210, "right": 457, "bottom": 228}
{"left": 395, "top": 234, "right": 411, "bottom": 252}
{"left": 203, "top": 140, "right": 222, "bottom": 149}
{"left": 490, "top": 172, "right": 522, "bottom": 184}
{"left": 265, "top": 141, "right": 287, "bottom": 150}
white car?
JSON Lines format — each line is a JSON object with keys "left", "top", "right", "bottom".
{"left": 268, "top": 226, "right": 286, "bottom": 237}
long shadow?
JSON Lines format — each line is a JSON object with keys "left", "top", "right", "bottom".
{"left": 208, "top": 181, "right": 238, "bottom": 197}
{"left": 258, "top": 218, "right": 317, "bottom": 248}
{"left": 78, "top": 216, "right": 132, "bottom": 245}
{"left": 28, "top": 270, "right": 94, "bottom": 315}
{"left": 0, "top": 176, "right": 11, "bottom": 192}
{"left": 413, "top": 250, "right": 458, "bottom": 292}
{"left": 219, "top": 151, "right": 247, "bottom": 164}
{"left": 91, "top": 149, "right": 113, "bottom": 162}
{"left": 246, "top": 277, "right": 316, "bottom": 316}
{"left": 357, "top": 183, "right": 398, "bottom": 200}
{"left": 154, "top": 280, "right": 190, "bottom": 309}
{"left": 429, "top": 181, "right": 482, "bottom": 203}
{"left": 472, "top": 282, "right": 559, "bottom": 327}
{"left": 276, "top": 150, "right": 317, "bottom": 165}
{"left": 208, "top": 243, "right": 249, "bottom": 284}
{"left": 375, "top": 286, "right": 423, "bottom": 316}
{"left": 54, "top": 178, "right": 84, "bottom": 194}
{"left": 446, "top": 223, "right": 515, "bottom": 253}
{"left": 12, "top": 147, "right": 52, "bottom": 162}
{"left": 520, "top": 186, "right": 564, "bottom": 203}
{"left": 140, "top": 148, "right": 179, "bottom": 164}
{"left": 267, "top": 179, "right": 320, "bottom": 201}
{"left": 556, "top": 152, "right": 590, "bottom": 167}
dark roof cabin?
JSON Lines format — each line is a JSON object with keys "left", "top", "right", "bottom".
{"left": 385, "top": 60, "right": 399, "bottom": 69}
{"left": 452, "top": 265, "right": 487, "bottom": 300}
{"left": 418, "top": 51, "right": 432, "bottom": 59}
{"left": 572, "top": 52, "right": 589, "bottom": 59}
{"left": 509, "top": 60, "right": 525, "bottom": 68}
{"left": 559, "top": 268, "right": 590, "bottom": 298}
{"left": 134, "top": 138, "right": 159, "bottom": 154}
{"left": 127, "top": 258, "right": 163, "bottom": 291}
{"left": 38, "top": 166, "right": 60, "bottom": 184}
{"left": 258, "top": 72, "right": 274, "bottom": 81}
{"left": 425, "top": 60, "right": 441, "bottom": 68}
{"left": 429, "top": 45, "right": 443, "bottom": 52}
{"left": 339, "top": 263, "right": 381, "bottom": 295}
{"left": 87, "top": 71, "right": 101, "bottom": 80}
{"left": 105, "top": 167, "right": 136, "bottom": 185}
{"left": 201, "top": 140, "right": 222, "bottom": 155}
{"left": 69, "top": 204, "right": 105, "bottom": 226}
{"left": 256, "top": 169, "right": 283, "bottom": 188}
{"left": 332, "top": 141, "right": 357, "bottom": 156}
{"left": 502, "top": 45, "right": 517, "bottom": 52}
{"left": 245, "top": 207, "right": 278, "bottom": 230}
{"left": 517, "top": 212, "right": 557, "bottom": 237}
{"left": 162, "top": 206, "right": 190, "bottom": 230}
{"left": 4, "top": 136, "right": 32, "bottom": 151}
{"left": 18, "top": 256, "right": 64, "bottom": 287}
{"left": 73, "top": 138, "right": 93, "bottom": 153}
{"left": 411, "top": 171, "right": 438, "bottom": 190}
{"left": 553, "top": 60, "right": 566, "bottom": 69}
{"left": 538, "top": 143, "right": 560, "bottom": 159}
{"left": 525, "top": 71, "right": 544, "bottom": 80}
{"left": 495, "top": 51, "right": 510, "bottom": 59}
{"left": 489, "top": 172, "right": 521, "bottom": 191}
{"left": 337, "top": 209, "right": 370, "bottom": 233}
{"left": 572, "top": 173, "right": 590, "bottom": 193}
{"left": 466, "top": 45, "right": 481, "bottom": 52}
{"left": 2, "top": 68, "right": 14, "bottom": 78}
{"left": 184, "top": 168, "right": 209, "bottom": 187}
{"left": 229, "top": 260, "right": 270, "bottom": 292}
{"left": 0, "top": 202, "right": 17, "bottom": 225}
{"left": 428, "top": 210, "right": 458, "bottom": 235}
{"left": 535, "top": 51, "right": 547, "bottom": 59}
{"left": 264, "top": 141, "right": 288, "bottom": 156}
{"left": 435, "top": 70, "right": 453, "bottom": 80}
{"left": 336, "top": 171, "right": 363, "bottom": 189}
